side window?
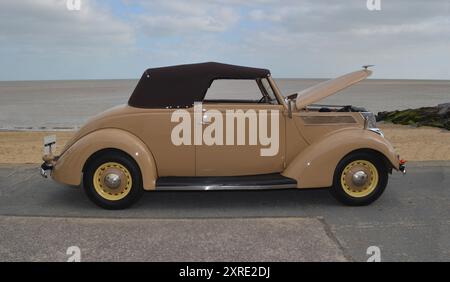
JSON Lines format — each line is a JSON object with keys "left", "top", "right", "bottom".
{"left": 204, "top": 79, "right": 262, "bottom": 102}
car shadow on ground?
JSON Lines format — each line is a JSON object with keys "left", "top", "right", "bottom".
{"left": 34, "top": 182, "right": 342, "bottom": 217}
{"left": 0, "top": 166, "right": 347, "bottom": 218}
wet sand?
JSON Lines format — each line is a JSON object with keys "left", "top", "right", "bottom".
{"left": 1, "top": 123, "right": 449, "bottom": 164}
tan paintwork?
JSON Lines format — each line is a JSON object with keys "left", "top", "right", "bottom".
{"left": 52, "top": 128, "right": 158, "bottom": 189}
{"left": 296, "top": 70, "right": 372, "bottom": 109}
{"left": 60, "top": 106, "right": 196, "bottom": 181}
{"left": 282, "top": 126, "right": 398, "bottom": 188}
{"left": 49, "top": 69, "right": 400, "bottom": 190}
{"left": 197, "top": 103, "right": 285, "bottom": 176}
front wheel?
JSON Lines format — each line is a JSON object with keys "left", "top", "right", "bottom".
{"left": 83, "top": 151, "right": 144, "bottom": 209}
{"left": 330, "top": 152, "right": 388, "bottom": 206}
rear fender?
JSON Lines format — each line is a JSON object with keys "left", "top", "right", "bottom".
{"left": 52, "top": 128, "right": 158, "bottom": 190}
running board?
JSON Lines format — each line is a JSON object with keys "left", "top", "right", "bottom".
{"left": 155, "top": 173, "right": 297, "bottom": 191}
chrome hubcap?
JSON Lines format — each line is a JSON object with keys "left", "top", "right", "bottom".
{"left": 352, "top": 170, "right": 368, "bottom": 186}
{"left": 104, "top": 173, "right": 121, "bottom": 189}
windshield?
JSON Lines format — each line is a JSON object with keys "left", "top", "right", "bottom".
{"left": 260, "top": 78, "right": 277, "bottom": 104}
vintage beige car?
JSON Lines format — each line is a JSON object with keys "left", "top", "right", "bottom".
{"left": 41, "top": 62, "right": 406, "bottom": 209}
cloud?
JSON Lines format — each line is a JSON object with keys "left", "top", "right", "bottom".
{"left": 239, "top": 0, "right": 450, "bottom": 78}
{"left": 351, "top": 17, "right": 450, "bottom": 36}
{"left": 0, "top": 0, "right": 449, "bottom": 80}
{"left": 0, "top": 0, "right": 134, "bottom": 52}
{"left": 246, "top": 0, "right": 450, "bottom": 34}
{"left": 131, "top": 0, "right": 240, "bottom": 36}
{"left": 0, "top": 0, "right": 137, "bottom": 80}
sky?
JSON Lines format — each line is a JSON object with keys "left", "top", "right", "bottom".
{"left": 0, "top": 0, "right": 449, "bottom": 81}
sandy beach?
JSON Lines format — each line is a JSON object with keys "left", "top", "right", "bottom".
{"left": 0, "top": 131, "right": 74, "bottom": 164}
{"left": 1, "top": 123, "right": 449, "bottom": 164}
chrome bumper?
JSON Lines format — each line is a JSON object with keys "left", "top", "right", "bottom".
{"left": 399, "top": 163, "right": 406, "bottom": 175}
{"left": 40, "top": 163, "right": 53, "bottom": 178}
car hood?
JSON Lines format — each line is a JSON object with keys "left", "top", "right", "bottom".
{"left": 295, "top": 69, "right": 372, "bottom": 109}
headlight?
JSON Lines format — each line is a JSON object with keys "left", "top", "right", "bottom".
{"left": 361, "top": 112, "right": 377, "bottom": 129}
{"left": 361, "top": 112, "right": 384, "bottom": 137}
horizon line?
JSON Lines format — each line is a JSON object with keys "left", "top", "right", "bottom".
{"left": 1, "top": 77, "right": 450, "bottom": 83}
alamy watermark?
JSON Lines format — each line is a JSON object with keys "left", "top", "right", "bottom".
{"left": 366, "top": 0, "right": 381, "bottom": 11}
{"left": 66, "top": 0, "right": 81, "bottom": 11}
{"left": 366, "top": 246, "right": 381, "bottom": 262}
{"left": 66, "top": 246, "right": 81, "bottom": 262}
{"left": 170, "top": 103, "right": 280, "bottom": 157}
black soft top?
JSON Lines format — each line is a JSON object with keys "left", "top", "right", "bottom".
{"left": 128, "top": 62, "right": 270, "bottom": 108}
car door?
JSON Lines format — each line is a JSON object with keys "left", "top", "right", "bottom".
{"left": 195, "top": 79, "right": 285, "bottom": 176}
{"left": 115, "top": 108, "right": 196, "bottom": 177}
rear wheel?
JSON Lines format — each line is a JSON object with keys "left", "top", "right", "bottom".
{"left": 83, "top": 151, "right": 143, "bottom": 209}
{"left": 330, "top": 152, "right": 388, "bottom": 206}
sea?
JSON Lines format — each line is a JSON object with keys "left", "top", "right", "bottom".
{"left": 0, "top": 78, "right": 449, "bottom": 131}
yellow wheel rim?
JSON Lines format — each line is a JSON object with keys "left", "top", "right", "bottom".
{"left": 340, "top": 160, "right": 378, "bottom": 198}
{"left": 93, "top": 162, "right": 132, "bottom": 201}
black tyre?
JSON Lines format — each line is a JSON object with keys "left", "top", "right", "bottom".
{"left": 330, "top": 151, "right": 388, "bottom": 206}
{"left": 83, "top": 151, "right": 143, "bottom": 209}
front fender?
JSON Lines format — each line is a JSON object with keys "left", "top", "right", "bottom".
{"left": 282, "top": 128, "right": 399, "bottom": 188}
{"left": 52, "top": 128, "right": 158, "bottom": 190}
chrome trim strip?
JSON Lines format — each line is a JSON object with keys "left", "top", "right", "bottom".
{"left": 301, "top": 115, "right": 356, "bottom": 125}
{"left": 368, "top": 128, "right": 384, "bottom": 137}
{"left": 156, "top": 183, "right": 297, "bottom": 191}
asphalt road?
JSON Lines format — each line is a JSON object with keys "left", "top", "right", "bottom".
{"left": 0, "top": 162, "right": 449, "bottom": 261}
{"left": 0, "top": 216, "right": 346, "bottom": 262}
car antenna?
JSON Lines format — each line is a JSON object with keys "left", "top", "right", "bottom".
{"left": 362, "top": 65, "right": 375, "bottom": 70}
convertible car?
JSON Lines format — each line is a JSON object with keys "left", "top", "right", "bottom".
{"left": 41, "top": 62, "right": 406, "bottom": 209}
